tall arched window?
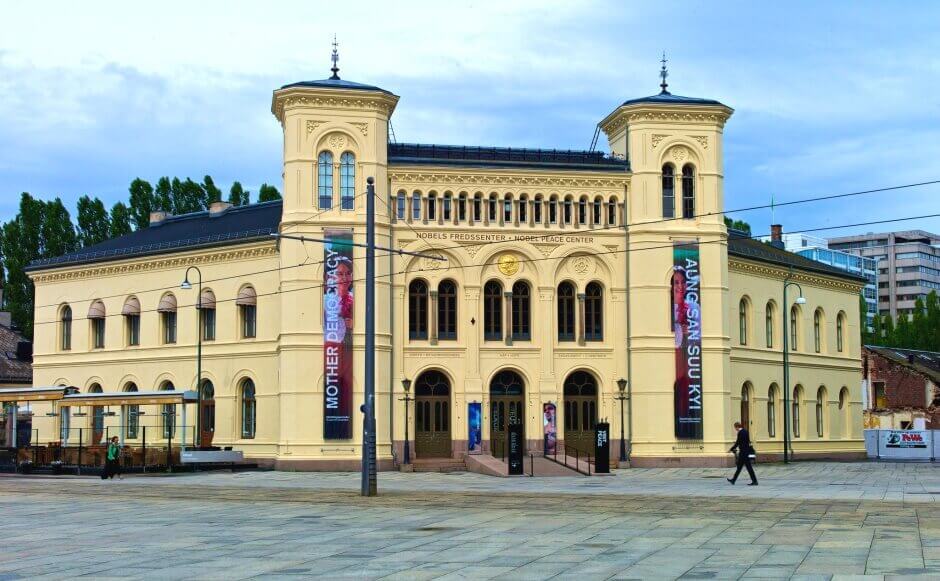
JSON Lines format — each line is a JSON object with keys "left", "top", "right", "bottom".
{"left": 438, "top": 280, "right": 457, "bottom": 340}
{"left": 318, "top": 151, "right": 333, "bottom": 210}
{"left": 517, "top": 195, "right": 527, "bottom": 224}
{"left": 607, "top": 197, "right": 618, "bottom": 226}
{"left": 340, "top": 152, "right": 355, "bottom": 210}
{"left": 200, "top": 289, "right": 216, "bottom": 341}
{"left": 88, "top": 300, "right": 106, "bottom": 349}
{"left": 681, "top": 164, "right": 695, "bottom": 219}
{"left": 472, "top": 193, "right": 481, "bottom": 222}
{"left": 511, "top": 281, "right": 531, "bottom": 341}
{"left": 839, "top": 387, "right": 850, "bottom": 438}
{"left": 237, "top": 285, "right": 257, "bottom": 339}
{"left": 458, "top": 193, "right": 467, "bottom": 222}
{"left": 814, "top": 309, "right": 823, "bottom": 353}
{"left": 411, "top": 191, "right": 421, "bottom": 221}
{"left": 503, "top": 194, "right": 513, "bottom": 224}
{"left": 60, "top": 305, "right": 72, "bottom": 351}
{"left": 483, "top": 280, "right": 502, "bottom": 341}
{"left": 159, "top": 293, "right": 177, "bottom": 344}
{"left": 558, "top": 282, "right": 576, "bottom": 342}
{"left": 488, "top": 194, "right": 498, "bottom": 222}
{"left": 396, "top": 191, "right": 406, "bottom": 220}
{"left": 592, "top": 197, "right": 602, "bottom": 225}
{"left": 241, "top": 379, "right": 256, "bottom": 439}
{"left": 408, "top": 280, "right": 428, "bottom": 340}
{"left": 123, "top": 296, "right": 141, "bottom": 346}
{"left": 790, "top": 306, "right": 799, "bottom": 351}
{"left": 816, "top": 386, "right": 827, "bottom": 438}
{"left": 739, "top": 298, "right": 749, "bottom": 345}
{"left": 577, "top": 196, "right": 587, "bottom": 225}
{"left": 585, "top": 282, "right": 603, "bottom": 341}
{"left": 741, "top": 383, "right": 752, "bottom": 428}
{"left": 533, "top": 195, "right": 543, "bottom": 223}
{"left": 662, "top": 164, "right": 675, "bottom": 219}
{"left": 792, "top": 385, "right": 803, "bottom": 438}
{"left": 765, "top": 301, "right": 774, "bottom": 348}
{"left": 443, "top": 193, "right": 453, "bottom": 221}
{"left": 767, "top": 384, "right": 778, "bottom": 438}
{"left": 563, "top": 197, "right": 573, "bottom": 224}
{"left": 836, "top": 312, "right": 845, "bottom": 353}
{"left": 89, "top": 383, "right": 104, "bottom": 444}
{"left": 548, "top": 196, "right": 558, "bottom": 224}
{"left": 124, "top": 382, "right": 139, "bottom": 439}
{"left": 160, "top": 381, "right": 175, "bottom": 439}
{"left": 428, "top": 193, "right": 437, "bottom": 221}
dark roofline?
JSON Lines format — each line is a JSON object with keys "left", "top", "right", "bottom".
{"left": 620, "top": 93, "right": 726, "bottom": 107}
{"left": 864, "top": 345, "right": 940, "bottom": 384}
{"left": 279, "top": 78, "right": 395, "bottom": 96}
{"left": 727, "top": 235, "right": 867, "bottom": 283}
{"left": 388, "top": 143, "right": 630, "bottom": 172}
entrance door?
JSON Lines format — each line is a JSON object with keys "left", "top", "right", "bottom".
{"left": 563, "top": 371, "right": 597, "bottom": 455}
{"left": 490, "top": 370, "right": 525, "bottom": 456}
{"left": 200, "top": 381, "right": 215, "bottom": 448}
{"left": 414, "top": 371, "right": 451, "bottom": 458}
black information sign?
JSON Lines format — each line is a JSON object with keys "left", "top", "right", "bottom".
{"left": 594, "top": 422, "right": 610, "bottom": 473}
{"left": 508, "top": 423, "right": 524, "bottom": 475}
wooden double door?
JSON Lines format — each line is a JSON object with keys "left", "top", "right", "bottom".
{"left": 563, "top": 371, "right": 598, "bottom": 455}
{"left": 414, "top": 371, "right": 451, "bottom": 458}
{"left": 490, "top": 370, "right": 526, "bottom": 455}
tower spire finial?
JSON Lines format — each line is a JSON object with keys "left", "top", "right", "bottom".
{"left": 659, "top": 51, "right": 669, "bottom": 95}
{"left": 330, "top": 34, "right": 340, "bottom": 80}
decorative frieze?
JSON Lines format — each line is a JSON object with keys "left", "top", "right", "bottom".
{"left": 389, "top": 171, "right": 629, "bottom": 190}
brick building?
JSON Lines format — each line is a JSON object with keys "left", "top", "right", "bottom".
{"left": 863, "top": 345, "right": 940, "bottom": 429}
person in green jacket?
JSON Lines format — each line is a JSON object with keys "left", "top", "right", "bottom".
{"left": 102, "top": 436, "right": 121, "bottom": 480}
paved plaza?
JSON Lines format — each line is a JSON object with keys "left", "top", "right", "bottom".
{"left": 3, "top": 462, "right": 940, "bottom": 579}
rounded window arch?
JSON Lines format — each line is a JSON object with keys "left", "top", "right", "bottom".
{"left": 836, "top": 311, "right": 846, "bottom": 353}
{"left": 789, "top": 305, "right": 801, "bottom": 351}
{"left": 408, "top": 279, "right": 429, "bottom": 340}
{"left": 740, "top": 382, "right": 753, "bottom": 428}
{"left": 488, "top": 192, "right": 499, "bottom": 222}
{"left": 158, "top": 292, "right": 178, "bottom": 344}
{"left": 792, "top": 385, "right": 804, "bottom": 438}
{"left": 489, "top": 369, "right": 525, "bottom": 396}
{"left": 591, "top": 196, "right": 603, "bottom": 226}
{"left": 577, "top": 195, "right": 588, "bottom": 225}
{"left": 816, "top": 386, "right": 828, "bottom": 438}
{"left": 317, "top": 150, "right": 334, "bottom": 210}
{"left": 662, "top": 164, "right": 676, "bottom": 219}
{"left": 839, "top": 386, "right": 850, "bottom": 439}
{"left": 557, "top": 281, "right": 576, "bottom": 341}
{"left": 548, "top": 194, "right": 559, "bottom": 224}
{"left": 483, "top": 280, "right": 503, "bottom": 341}
{"left": 765, "top": 300, "right": 776, "bottom": 349}
{"left": 415, "top": 370, "right": 451, "bottom": 396}
{"left": 814, "top": 308, "right": 825, "bottom": 353}
{"left": 502, "top": 193, "right": 513, "bottom": 224}
{"left": 511, "top": 280, "right": 531, "bottom": 341}
{"left": 517, "top": 193, "right": 528, "bottom": 224}
{"left": 395, "top": 190, "right": 406, "bottom": 220}
{"left": 60, "top": 304, "right": 73, "bottom": 351}
{"left": 160, "top": 380, "right": 176, "bottom": 438}
{"left": 437, "top": 280, "right": 458, "bottom": 340}
{"left": 532, "top": 193, "right": 544, "bottom": 224}
{"left": 241, "top": 378, "right": 257, "bottom": 439}
{"left": 585, "top": 281, "right": 603, "bottom": 342}
{"left": 237, "top": 284, "right": 257, "bottom": 339}
{"left": 89, "top": 300, "right": 106, "bottom": 349}
{"left": 340, "top": 152, "right": 355, "bottom": 210}
{"left": 607, "top": 196, "right": 619, "bottom": 226}
{"left": 739, "top": 297, "right": 751, "bottom": 346}
{"left": 767, "top": 383, "right": 779, "bottom": 438}
{"left": 123, "top": 381, "right": 140, "bottom": 439}
{"left": 681, "top": 164, "right": 695, "bottom": 219}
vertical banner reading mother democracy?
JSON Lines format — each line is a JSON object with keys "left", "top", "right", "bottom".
{"left": 672, "top": 242, "right": 703, "bottom": 439}
{"left": 323, "top": 229, "right": 354, "bottom": 439}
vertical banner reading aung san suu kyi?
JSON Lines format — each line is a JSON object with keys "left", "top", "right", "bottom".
{"left": 323, "top": 229, "right": 354, "bottom": 440}
{"left": 672, "top": 241, "right": 703, "bottom": 440}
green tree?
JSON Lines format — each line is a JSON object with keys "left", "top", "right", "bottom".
{"left": 171, "top": 177, "right": 206, "bottom": 214}
{"left": 202, "top": 175, "right": 223, "bottom": 205}
{"left": 128, "top": 178, "right": 155, "bottom": 230}
{"left": 0, "top": 193, "right": 45, "bottom": 336}
{"left": 912, "top": 297, "right": 928, "bottom": 350}
{"left": 723, "top": 216, "right": 752, "bottom": 236}
{"left": 228, "top": 181, "right": 249, "bottom": 206}
{"left": 76, "top": 195, "right": 111, "bottom": 247}
{"left": 154, "top": 176, "right": 173, "bottom": 212}
{"left": 895, "top": 311, "right": 913, "bottom": 348}
{"left": 882, "top": 314, "right": 896, "bottom": 347}
{"left": 926, "top": 291, "right": 940, "bottom": 350}
{"left": 871, "top": 310, "right": 883, "bottom": 345}
{"left": 40, "top": 198, "right": 78, "bottom": 259}
{"left": 258, "top": 183, "right": 281, "bottom": 202}
{"left": 109, "top": 202, "right": 133, "bottom": 238}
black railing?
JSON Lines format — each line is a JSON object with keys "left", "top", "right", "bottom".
{"left": 544, "top": 441, "right": 592, "bottom": 476}
{"left": 389, "top": 143, "right": 629, "bottom": 169}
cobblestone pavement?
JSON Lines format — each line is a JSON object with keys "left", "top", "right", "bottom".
{"left": 3, "top": 462, "right": 940, "bottom": 579}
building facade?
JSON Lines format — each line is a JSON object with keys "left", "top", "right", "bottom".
{"left": 829, "top": 230, "right": 940, "bottom": 319}
{"left": 18, "top": 68, "right": 867, "bottom": 469}
{"left": 863, "top": 346, "right": 940, "bottom": 430}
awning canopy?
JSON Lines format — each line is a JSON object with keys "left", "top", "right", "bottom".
{"left": 87, "top": 300, "right": 106, "bottom": 319}
{"left": 0, "top": 386, "right": 79, "bottom": 402}
{"left": 121, "top": 296, "right": 141, "bottom": 315}
{"left": 59, "top": 389, "right": 198, "bottom": 408}
{"left": 235, "top": 286, "right": 257, "bottom": 306}
{"left": 199, "top": 289, "right": 216, "bottom": 310}
{"left": 157, "top": 293, "right": 177, "bottom": 312}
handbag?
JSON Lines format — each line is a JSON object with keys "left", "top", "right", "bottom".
{"left": 747, "top": 441, "right": 757, "bottom": 460}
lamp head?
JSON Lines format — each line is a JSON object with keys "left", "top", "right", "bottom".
{"left": 180, "top": 279, "right": 192, "bottom": 290}
{"left": 401, "top": 378, "right": 412, "bottom": 393}
{"left": 617, "top": 378, "right": 628, "bottom": 393}
{"left": 795, "top": 296, "right": 807, "bottom": 305}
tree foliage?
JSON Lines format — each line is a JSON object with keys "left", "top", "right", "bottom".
{"left": 128, "top": 178, "right": 154, "bottom": 230}
{"left": 723, "top": 216, "right": 752, "bottom": 236}
{"left": 76, "top": 195, "right": 111, "bottom": 247}
{"left": 109, "top": 202, "right": 133, "bottom": 238}
{"left": 867, "top": 291, "right": 940, "bottom": 351}
{"left": 228, "top": 181, "right": 249, "bottom": 206}
{"left": 258, "top": 183, "right": 281, "bottom": 202}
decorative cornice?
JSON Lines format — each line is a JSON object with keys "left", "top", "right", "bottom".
{"left": 272, "top": 88, "right": 399, "bottom": 123}
{"left": 349, "top": 122, "right": 369, "bottom": 136}
{"left": 306, "top": 120, "right": 325, "bottom": 135}
{"left": 388, "top": 170, "right": 629, "bottom": 190}
{"left": 729, "top": 257, "right": 865, "bottom": 293}
{"left": 32, "top": 243, "right": 277, "bottom": 284}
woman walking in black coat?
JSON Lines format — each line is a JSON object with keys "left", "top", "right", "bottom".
{"left": 727, "top": 421, "right": 758, "bottom": 485}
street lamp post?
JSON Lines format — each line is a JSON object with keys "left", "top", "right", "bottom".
{"left": 782, "top": 273, "right": 806, "bottom": 465}
{"left": 399, "top": 378, "right": 413, "bottom": 465}
{"left": 614, "top": 378, "right": 629, "bottom": 464}
{"left": 181, "top": 266, "right": 203, "bottom": 449}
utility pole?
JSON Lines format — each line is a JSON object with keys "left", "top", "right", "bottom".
{"left": 362, "top": 176, "right": 378, "bottom": 496}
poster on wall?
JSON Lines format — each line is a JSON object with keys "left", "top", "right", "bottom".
{"left": 323, "top": 229, "right": 354, "bottom": 440}
{"left": 672, "top": 241, "right": 703, "bottom": 440}
{"left": 543, "top": 402, "right": 557, "bottom": 455}
{"left": 468, "top": 402, "right": 482, "bottom": 454}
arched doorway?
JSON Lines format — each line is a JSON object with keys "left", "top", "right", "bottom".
{"left": 490, "top": 370, "right": 525, "bottom": 455}
{"left": 414, "top": 370, "right": 451, "bottom": 458}
{"left": 200, "top": 380, "right": 215, "bottom": 448}
{"left": 563, "top": 371, "right": 597, "bottom": 455}
{"left": 88, "top": 383, "right": 104, "bottom": 445}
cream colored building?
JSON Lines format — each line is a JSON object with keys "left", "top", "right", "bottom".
{"left": 17, "top": 66, "right": 866, "bottom": 469}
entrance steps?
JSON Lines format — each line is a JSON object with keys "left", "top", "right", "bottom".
{"left": 465, "top": 453, "right": 585, "bottom": 477}
{"left": 411, "top": 458, "right": 467, "bottom": 473}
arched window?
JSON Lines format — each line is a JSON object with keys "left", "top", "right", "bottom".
{"left": 577, "top": 196, "right": 587, "bottom": 225}
{"left": 563, "top": 197, "right": 573, "bottom": 225}
{"left": 533, "top": 195, "right": 543, "bottom": 223}
{"left": 836, "top": 312, "right": 845, "bottom": 353}
{"left": 443, "top": 192, "right": 453, "bottom": 221}
{"left": 839, "top": 387, "right": 850, "bottom": 438}
{"left": 60, "top": 305, "right": 72, "bottom": 351}
{"left": 428, "top": 193, "right": 437, "bottom": 221}
{"left": 124, "top": 382, "right": 139, "bottom": 439}
{"left": 89, "top": 383, "right": 104, "bottom": 444}
{"left": 765, "top": 301, "right": 774, "bottom": 348}
{"left": 511, "top": 281, "right": 530, "bottom": 341}
{"left": 792, "top": 385, "right": 803, "bottom": 438}
{"left": 237, "top": 285, "right": 257, "bottom": 339}
{"left": 88, "top": 300, "right": 106, "bottom": 349}
{"left": 396, "top": 191, "right": 406, "bottom": 220}
{"left": 557, "top": 282, "right": 576, "bottom": 342}
{"left": 412, "top": 191, "right": 421, "bottom": 221}
{"left": 201, "top": 380, "right": 215, "bottom": 444}
{"left": 160, "top": 381, "right": 175, "bottom": 439}
{"left": 340, "top": 152, "right": 355, "bottom": 210}
{"left": 438, "top": 280, "right": 457, "bottom": 340}
{"left": 814, "top": 309, "right": 823, "bottom": 353}
{"left": 408, "top": 280, "right": 428, "bottom": 340}
{"left": 816, "top": 387, "right": 827, "bottom": 438}
{"left": 681, "top": 164, "right": 695, "bottom": 219}
{"left": 199, "top": 289, "right": 216, "bottom": 341}
{"left": 241, "top": 379, "right": 256, "bottom": 439}
{"left": 790, "top": 305, "right": 799, "bottom": 351}
{"left": 483, "top": 280, "right": 502, "bottom": 341}
{"left": 503, "top": 194, "right": 513, "bottom": 224}
{"left": 472, "top": 193, "right": 482, "bottom": 222}
{"left": 317, "top": 151, "right": 333, "bottom": 210}
{"left": 741, "top": 383, "right": 752, "bottom": 428}
{"left": 662, "top": 164, "right": 675, "bottom": 219}
{"left": 739, "top": 298, "right": 749, "bottom": 345}
{"left": 767, "top": 384, "right": 778, "bottom": 438}
{"left": 458, "top": 193, "right": 467, "bottom": 222}
{"left": 607, "top": 197, "right": 618, "bottom": 226}
{"left": 488, "top": 194, "right": 498, "bottom": 222}
{"left": 592, "top": 197, "right": 602, "bottom": 225}
{"left": 585, "top": 282, "right": 603, "bottom": 341}
{"left": 548, "top": 196, "right": 558, "bottom": 224}
{"left": 518, "top": 195, "right": 527, "bottom": 224}
{"left": 123, "top": 296, "right": 141, "bottom": 346}
{"left": 159, "top": 293, "right": 177, "bottom": 344}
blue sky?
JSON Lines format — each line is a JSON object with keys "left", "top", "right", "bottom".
{"left": 2, "top": 0, "right": 938, "bottom": 238}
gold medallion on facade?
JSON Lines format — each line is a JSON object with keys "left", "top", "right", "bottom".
{"left": 497, "top": 254, "right": 519, "bottom": 276}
